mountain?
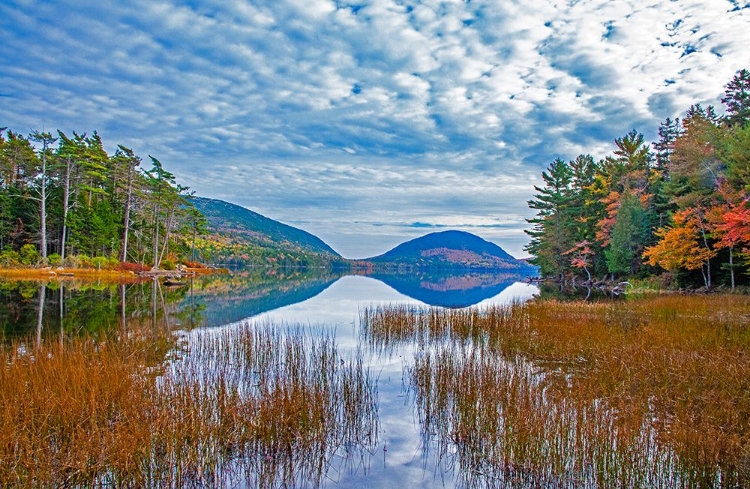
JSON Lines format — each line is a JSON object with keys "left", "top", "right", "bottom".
{"left": 189, "top": 197, "right": 342, "bottom": 266}
{"left": 365, "top": 230, "right": 534, "bottom": 272}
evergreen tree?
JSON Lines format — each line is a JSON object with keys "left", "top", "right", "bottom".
{"left": 604, "top": 192, "right": 648, "bottom": 276}
{"left": 525, "top": 158, "right": 574, "bottom": 279}
{"left": 722, "top": 68, "right": 750, "bottom": 128}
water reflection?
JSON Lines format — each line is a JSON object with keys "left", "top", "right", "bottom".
{"left": 0, "top": 269, "right": 538, "bottom": 339}
{"left": 0, "top": 270, "right": 540, "bottom": 488}
{"left": 369, "top": 270, "right": 536, "bottom": 308}
{"left": 0, "top": 278, "right": 190, "bottom": 340}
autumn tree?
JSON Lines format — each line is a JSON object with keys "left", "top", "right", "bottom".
{"left": 564, "top": 240, "right": 594, "bottom": 282}
{"left": 644, "top": 207, "right": 718, "bottom": 288}
{"left": 711, "top": 194, "right": 750, "bottom": 290}
{"left": 666, "top": 105, "right": 725, "bottom": 209}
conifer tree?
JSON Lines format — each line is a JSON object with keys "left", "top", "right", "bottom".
{"left": 722, "top": 68, "right": 750, "bottom": 128}
{"left": 525, "top": 158, "right": 574, "bottom": 279}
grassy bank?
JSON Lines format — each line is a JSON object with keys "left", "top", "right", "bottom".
{"left": 0, "top": 323, "right": 378, "bottom": 487}
{"left": 0, "top": 266, "right": 221, "bottom": 281}
{"left": 362, "top": 295, "right": 750, "bottom": 487}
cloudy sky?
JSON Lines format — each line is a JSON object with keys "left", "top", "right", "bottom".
{"left": 2, "top": 0, "right": 748, "bottom": 258}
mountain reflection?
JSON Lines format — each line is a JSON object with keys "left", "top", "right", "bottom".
{"left": 368, "top": 270, "right": 536, "bottom": 308}
{"left": 0, "top": 269, "right": 536, "bottom": 337}
{"left": 183, "top": 269, "right": 536, "bottom": 326}
{"left": 181, "top": 268, "right": 342, "bottom": 327}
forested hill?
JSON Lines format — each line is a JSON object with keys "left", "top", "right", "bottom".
{"left": 365, "top": 230, "right": 534, "bottom": 271}
{"left": 190, "top": 197, "right": 341, "bottom": 265}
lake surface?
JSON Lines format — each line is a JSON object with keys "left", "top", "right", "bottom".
{"left": 0, "top": 269, "right": 538, "bottom": 487}
{"left": 201, "top": 273, "right": 538, "bottom": 488}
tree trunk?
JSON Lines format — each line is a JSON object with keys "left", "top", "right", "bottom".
{"left": 729, "top": 246, "right": 735, "bottom": 291}
{"left": 152, "top": 203, "right": 160, "bottom": 269}
{"left": 60, "top": 156, "right": 71, "bottom": 262}
{"left": 120, "top": 161, "right": 134, "bottom": 263}
{"left": 39, "top": 151, "right": 47, "bottom": 260}
{"left": 158, "top": 206, "right": 176, "bottom": 266}
{"left": 30, "top": 131, "right": 56, "bottom": 261}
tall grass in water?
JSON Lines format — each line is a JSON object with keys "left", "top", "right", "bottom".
{"left": 0, "top": 322, "right": 378, "bottom": 487}
{"left": 363, "top": 295, "right": 750, "bottom": 487}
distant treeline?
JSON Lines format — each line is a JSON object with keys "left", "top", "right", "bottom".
{"left": 0, "top": 128, "right": 204, "bottom": 269}
{"left": 526, "top": 69, "right": 750, "bottom": 290}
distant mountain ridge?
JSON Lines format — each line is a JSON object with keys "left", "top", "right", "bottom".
{"left": 189, "top": 197, "right": 341, "bottom": 264}
{"left": 366, "top": 230, "right": 534, "bottom": 271}
{"left": 191, "top": 197, "right": 533, "bottom": 272}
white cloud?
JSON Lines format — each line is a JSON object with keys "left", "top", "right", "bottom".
{"left": 1, "top": 0, "right": 748, "bottom": 257}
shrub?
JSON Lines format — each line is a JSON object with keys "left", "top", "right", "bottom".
{"left": 0, "top": 249, "right": 20, "bottom": 267}
{"left": 19, "top": 244, "right": 40, "bottom": 266}
{"left": 160, "top": 259, "right": 176, "bottom": 271}
{"left": 69, "top": 254, "right": 92, "bottom": 268}
{"left": 47, "top": 253, "right": 62, "bottom": 266}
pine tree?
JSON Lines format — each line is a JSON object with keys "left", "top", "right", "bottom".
{"left": 604, "top": 191, "right": 648, "bottom": 276}
{"left": 722, "top": 68, "right": 750, "bottom": 128}
{"left": 525, "top": 158, "right": 574, "bottom": 279}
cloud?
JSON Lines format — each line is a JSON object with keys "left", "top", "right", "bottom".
{"left": 1, "top": 0, "right": 748, "bottom": 258}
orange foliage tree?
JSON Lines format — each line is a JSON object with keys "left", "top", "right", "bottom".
{"left": 643, "top": 207, "right": 717, "bottom": 288}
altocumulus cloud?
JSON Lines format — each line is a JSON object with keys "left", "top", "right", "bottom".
{"left": 1, "top": 0, "right": 748, "bottom": 258}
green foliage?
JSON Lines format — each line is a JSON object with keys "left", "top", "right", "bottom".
{"left": 525, "top": 158, "right": 575, "bottom": 277}
{"left": 721, "top": 68, "right": 750, "bottom": 128}
{"left": 604, "top": 192, "right": 647, "bottom": 275}
{"left": 0, "top": 249, "right": 20, "bottom": 267}
{"left": 19, "top": 244, "right": 39, "bottom": 266}
{"left": 0, "top": 126, "right": 206, "bottom": 268}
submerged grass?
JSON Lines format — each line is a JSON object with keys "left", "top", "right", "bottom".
{"left": 0, "top": 322, "right": 378, "bottom": 487}
{"left": 362, "top": 294, "right": 750, "bottom": 487}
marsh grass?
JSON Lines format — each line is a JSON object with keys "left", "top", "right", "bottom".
{"left": 363, "top": 295, "right": 750, "bottom": 487}
{"left": 0, "top": 322, "right": 378, "bottom": 487}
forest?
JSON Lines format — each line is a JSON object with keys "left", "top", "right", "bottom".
{"left": 0, "top": 128, "right": 204, "bottom": 270}
{"left": 526, "top": 68, "right": 750, "bottom": 290}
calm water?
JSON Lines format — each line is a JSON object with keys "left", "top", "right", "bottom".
{"left": 194, "top": 273, "right": 537, "bottom": 488}
{"left": 252, "top": 275, "right": 537, "bottom": 487}
{"left": 1, "top": 269, "right": 538, "bottom": 487}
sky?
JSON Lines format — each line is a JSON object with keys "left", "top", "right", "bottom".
{"left": 1, "top": 0, "right": 749, "bottom": 259}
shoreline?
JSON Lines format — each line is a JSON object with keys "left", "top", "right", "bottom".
{"left": 0, "top": 266, "right": 223, "bottom": 281}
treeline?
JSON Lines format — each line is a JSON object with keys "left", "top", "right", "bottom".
{"left": 0, "top": 128, "right": 205, "bottom": 269}
{"left": 526, "top": 69, "right": 750, "bottom": 290}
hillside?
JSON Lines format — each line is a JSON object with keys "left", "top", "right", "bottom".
{"left": 366, "top": 230, "right": 535, "bottom": 272}
{"left": 189, "top": 197, "right": 342, "bottom": 266}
